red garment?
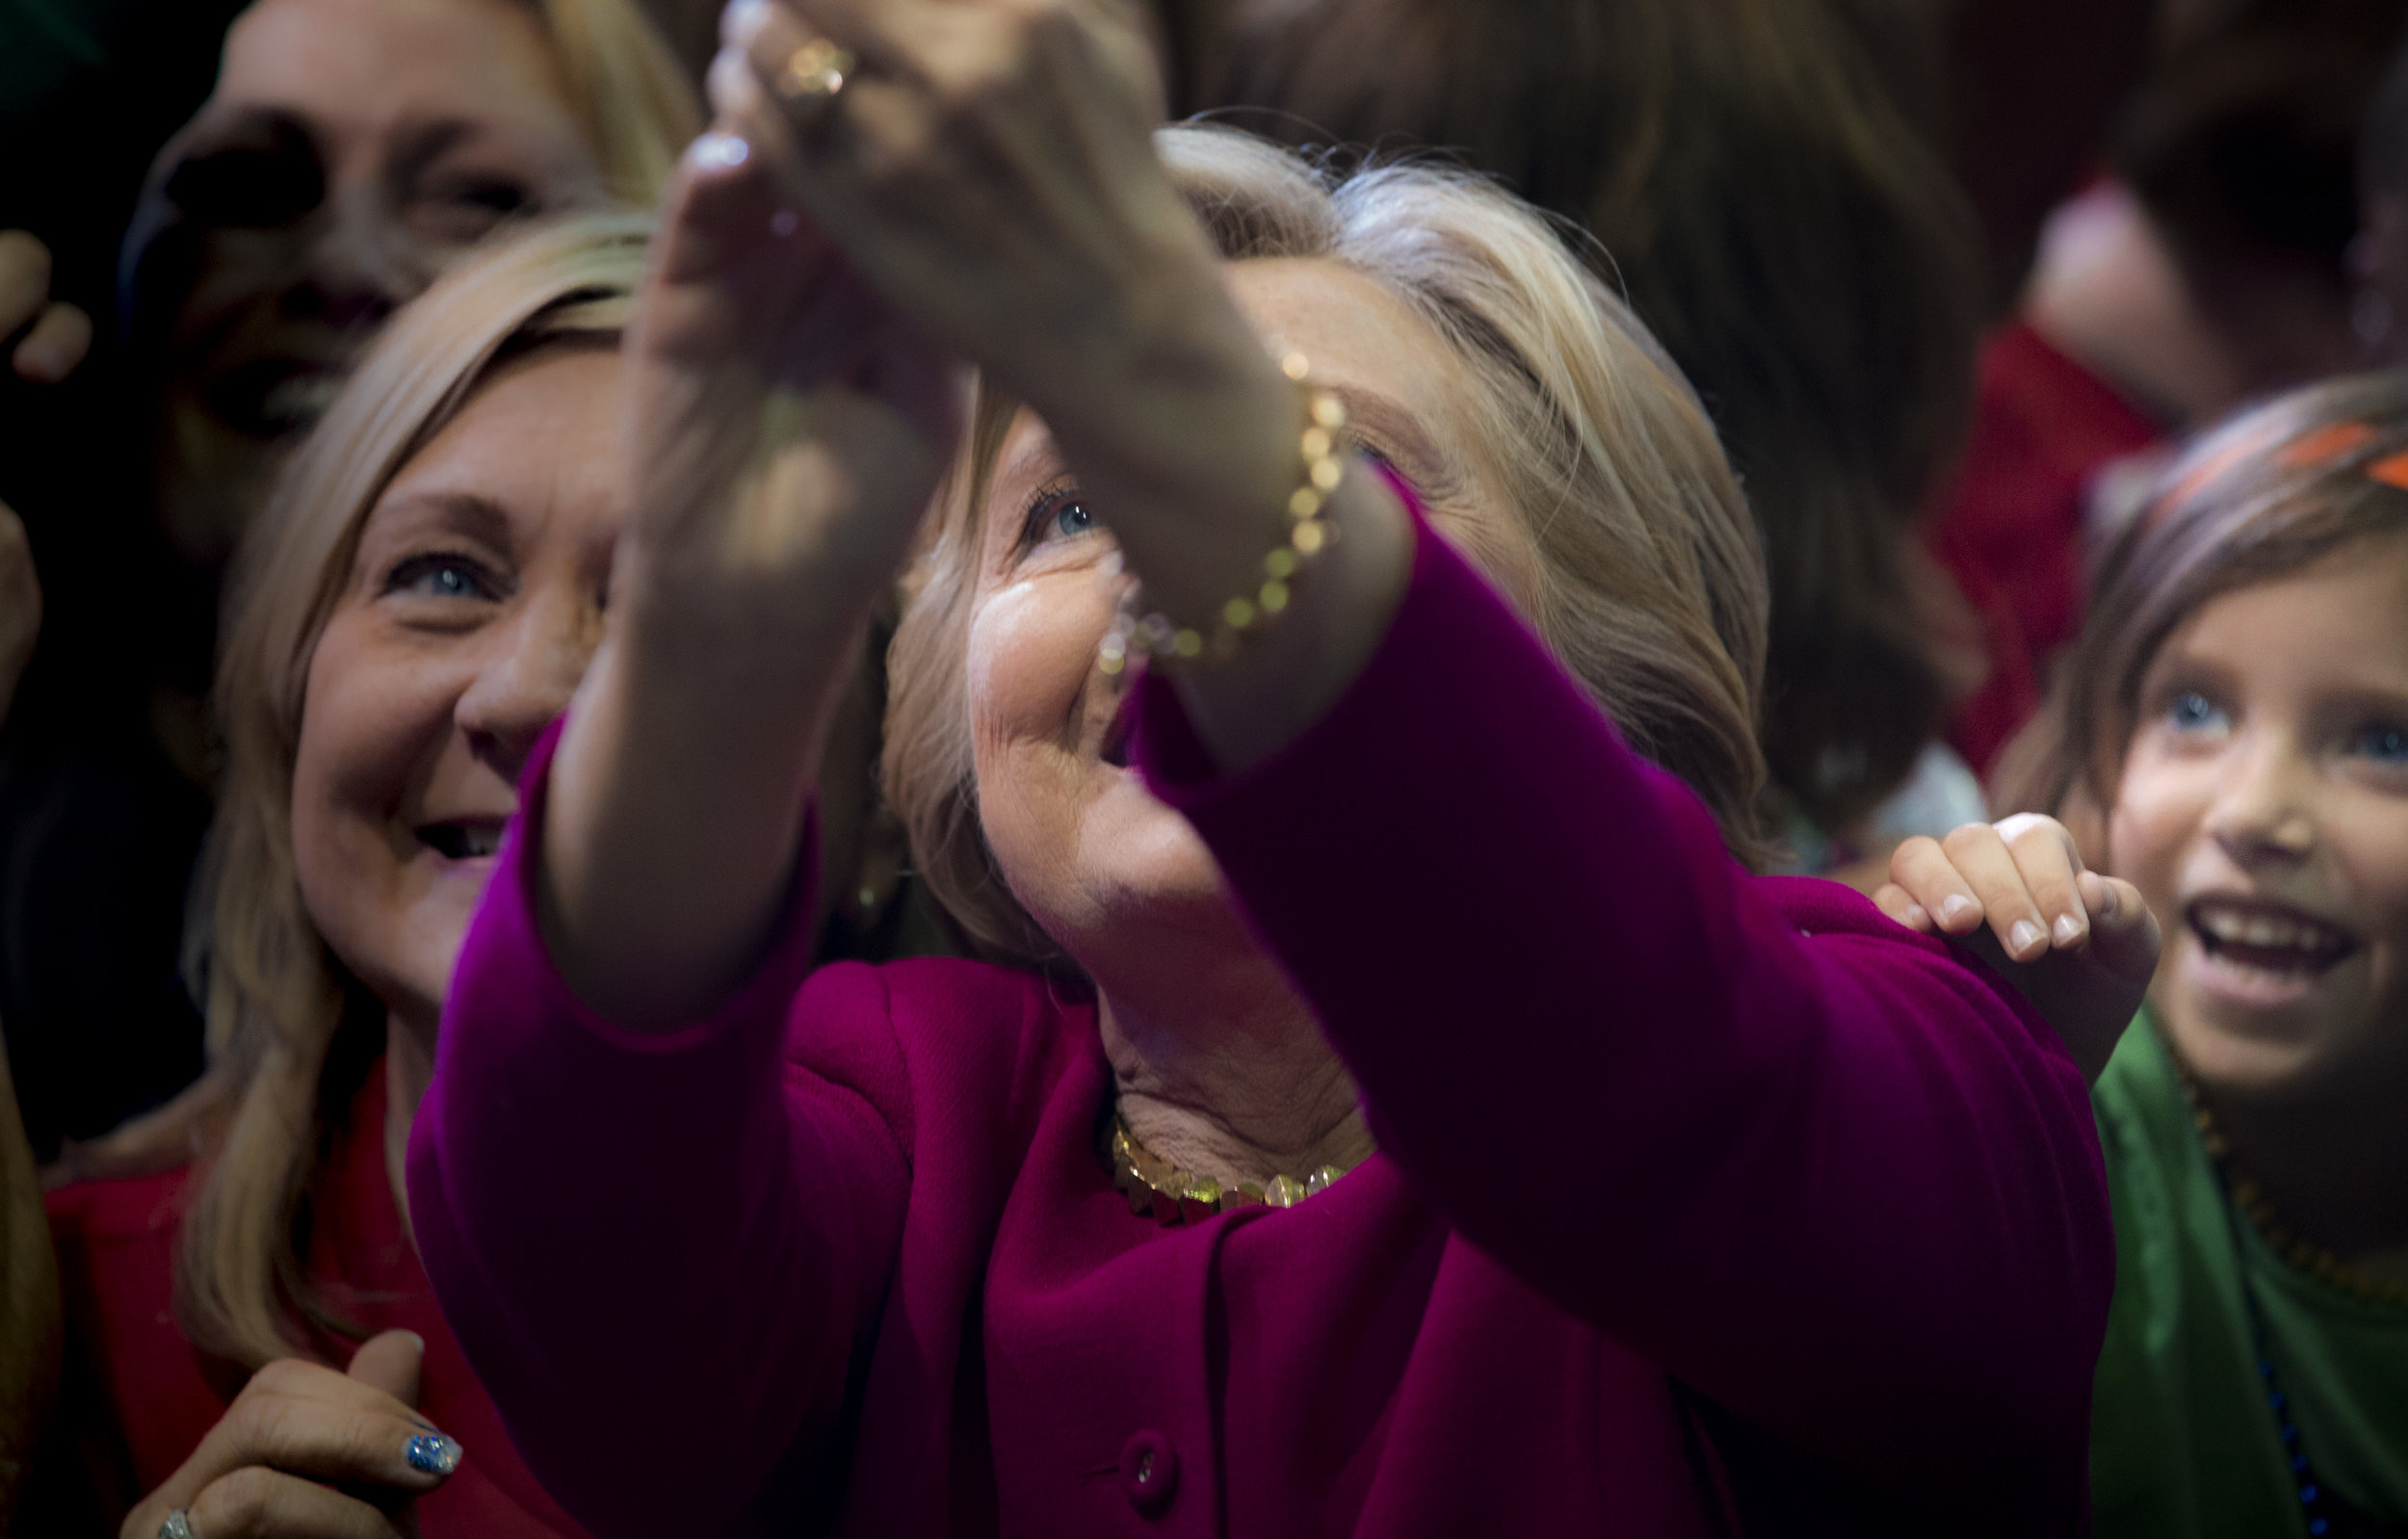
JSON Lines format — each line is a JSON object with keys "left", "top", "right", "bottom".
{"left": 44, "top": 1057, "right": 587, "bottom": 1536}
{"left": 1928, "top": 320, "right": 2163, "bottom": 775}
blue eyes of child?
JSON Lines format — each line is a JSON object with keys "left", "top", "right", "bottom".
{"left": 2357, "top": 723, "right": 2408, "bottom": 764}
{"left": 2167, "top": 691, "right": 2228, "bottom": 733}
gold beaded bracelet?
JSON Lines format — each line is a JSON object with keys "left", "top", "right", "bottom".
{"left": 1098, "top": 352, "right": 1348, "bottom": 676}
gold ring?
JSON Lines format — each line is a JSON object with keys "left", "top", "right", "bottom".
{"left": 774, "top": 38, "right": 856, "bottom": 105}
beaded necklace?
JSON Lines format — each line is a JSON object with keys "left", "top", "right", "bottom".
{"left": 1103, "top": 1109, "right": 1361, "bottom": 1226}
{"left": 2162, "top": 1032, "right": 2408, "bottom": 1538}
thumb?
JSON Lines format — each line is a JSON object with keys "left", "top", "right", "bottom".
{"left": 346, "top": 1328, "right": 426, "bottom": 1409}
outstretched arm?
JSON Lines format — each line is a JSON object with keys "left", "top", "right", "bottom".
{"left": 1138, "top": 509, "right": 2118, "bottom": 1513}
{"left": 410, "top": 142, "right": 946, "bottom": 1538}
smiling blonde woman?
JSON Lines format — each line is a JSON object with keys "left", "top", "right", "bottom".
{"left": 43, "top": 216, "right": 646, "bottom": 1538}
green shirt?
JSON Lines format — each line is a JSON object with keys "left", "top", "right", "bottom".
{"left": 2090, "top": 1019, "right": 2408, "bottom": 1536}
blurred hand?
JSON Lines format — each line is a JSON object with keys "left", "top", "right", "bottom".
{"left": 618, "top": 138, "right": 959, "bottom": 636}
{"left": 0, "top": 501, "right": 37, "bottom": 727}
{"left": 1874, "top": 814, "right": 2160, "bottom": 1084}
{"left": 118, "top": 1332, "right": 459, "bottom": 1539}
{"left": 0, "top": 232, "right": 92, "bottom": 385}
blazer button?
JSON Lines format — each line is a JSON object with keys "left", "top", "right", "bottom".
{"left": 1119, "top": 1430, "right": 1179, "bottom": 1516}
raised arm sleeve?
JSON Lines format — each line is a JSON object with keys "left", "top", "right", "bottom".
{"left": 406, "top": 722, "right": 911, "bottom": 1539}
{"left": 1136, "top": 493, "right": 2111, "bottom": 1510}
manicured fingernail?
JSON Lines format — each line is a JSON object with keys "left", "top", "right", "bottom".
{"left": 1905, "top": 903, "right": 1930, "bottom": 929}
{"left": 1940, "top": 895, "right": 1978, "bottom": 926}
{"left": 2054, "top": 914, "right": 2085, "bottom": 946}
{"left": 406, "top": 1434, "right": 462, "bottom": 1476}
{"left": 690, "top": 131, "right": 750, "bottom": 170}
{"left": 2010, "top": 920, "right": 2046, "bottom": 957}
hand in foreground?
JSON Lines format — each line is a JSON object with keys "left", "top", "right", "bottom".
{"left": 716, "top": 0, "right": 1332, "bottom": 637}
{"left": 0, "top": 500, "right": 38, "bottom": 726}
{"left": 1874, "top": 815, "right": 2160, "bottom": 1084}
{"left": 543, "top": 139, "right": 959, "bottom": 1030}
{"left": 0, "top": 232, "right": 92, "bottom": 384}
{"left": 119, "top": 1332, "right": 459, "bottom": 1539}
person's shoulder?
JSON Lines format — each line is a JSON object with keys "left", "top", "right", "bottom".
{"left": 788, "top": 957, "right": 1093, "bottom": 1117}
{"left": 1753, "top": 874, "right": 1949, "bottom": 953}
{"left": 801, "top": 955, "right": 1087, "bottom": 1031}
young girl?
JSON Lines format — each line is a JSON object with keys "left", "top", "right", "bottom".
{"left": 1887, "top": 373, "right": 2408, "bottom": 1536}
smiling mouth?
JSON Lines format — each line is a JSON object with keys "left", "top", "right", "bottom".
{"left": 416, "top": 821, "right": 506, "bottom": 861}
{"left": 204, "top": 357, "right": 345, "bottom": 440}
{"left": 2186, "top": 897, "right": 2357, "bottom": 979}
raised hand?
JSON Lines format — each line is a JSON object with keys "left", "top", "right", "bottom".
{"left": 118, "top": 1331, "right": 458, "bottom": 1539}
{"left": 1874, "top": 814, "right": 2161, "bottom": 1083}
{"left": 542, "top": 136, "right": 959, "bottom": 1029}
{"left": 0, "top": 232, "right": 92, "bottom": 385}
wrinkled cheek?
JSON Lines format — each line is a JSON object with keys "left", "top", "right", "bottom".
{"left": 964, "top": 576, "right": 1112, "bottom": 769}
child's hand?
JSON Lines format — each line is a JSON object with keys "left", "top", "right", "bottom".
{"left": 1874, "top": 814, "right": 2160, "bottom": 1084}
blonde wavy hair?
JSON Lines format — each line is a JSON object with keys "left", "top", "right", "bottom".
{"left": 178, "top": 215, "right": 650, "bottom": 1368}
{"left": 885, "top": 125, "right": 1771, "bottom": 965}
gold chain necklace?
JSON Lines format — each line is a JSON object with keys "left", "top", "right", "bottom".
{"left": 2162, "top": 1035, "right": 2408, "bottom": 1310}
{"left": 1103, "top": 1111, "right": 1360, "bottom": 1226}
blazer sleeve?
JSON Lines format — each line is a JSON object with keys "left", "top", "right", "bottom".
{"left": 405, "top": 721, "right": 912, "bottom": 1539}
{"left": 1135, "top": 487, "right": 2112, "bottom": 1505}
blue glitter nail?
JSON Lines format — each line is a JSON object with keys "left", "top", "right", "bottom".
{"left": 406, "top": 1434, "right": 462, "bottom": 1475}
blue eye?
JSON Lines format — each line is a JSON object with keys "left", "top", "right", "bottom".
{"left": 1050, "top": 500, "right": 1093, "bottom": 539}
{"left": 1021, "top": 487, "right": 1096, "bottom": 548}
{"left": 387, "top": 554, "right": 495, "bottom": 602}
{"left": 2353, "top": 723, "right": 2408, "bottom": 764}
{"left": 2166, "top": 691, "right": 2229, "bottom": 734}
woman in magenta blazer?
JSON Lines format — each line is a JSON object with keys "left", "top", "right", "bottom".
{"left": 406, "top": 2, "right": 2145, "bottom": 1532}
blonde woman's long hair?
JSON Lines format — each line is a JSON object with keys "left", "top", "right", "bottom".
{"left": 180, "top": 215, "right": 649, "bottom": 1368}
{"left": 885, "top": 124, "right": 1770, "bottom": 965}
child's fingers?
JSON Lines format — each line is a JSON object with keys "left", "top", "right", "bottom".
{"left": 2080, "top": 871, "right": 2163, "bottom": 987}
{"left": 1997, "top": 813, "right": 2090, "bottom": 951}
{"left": 1938, "top": 822, "right": 2054, "bottom": 962}
{"left": 1888, "top": 835, "right": 1985, "bottom": 935}
{"left": 1871, "top": 882, "right": 1933, "bottom": 931}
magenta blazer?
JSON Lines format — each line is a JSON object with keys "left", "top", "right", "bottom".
{"left": 409, "top": 505, "right": 2111, "bottom": 1537}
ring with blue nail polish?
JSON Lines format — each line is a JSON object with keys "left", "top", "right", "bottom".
{"left": 406, "top": 1433, "right": 463, "bottom": 1476}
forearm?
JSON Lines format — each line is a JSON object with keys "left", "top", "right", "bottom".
{"left": 545, "top": 380, "right": 922, "bottom": 1029}
{"left": 1141, "top": 512, "right": 2109, "bottom": 1478}
{"left": 1032, "top": 274, "right": 1413, "bottom": 773}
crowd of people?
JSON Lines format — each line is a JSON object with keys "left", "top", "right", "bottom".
{"left": 0, "top": 0, "right": 2400, "bottom": 1534}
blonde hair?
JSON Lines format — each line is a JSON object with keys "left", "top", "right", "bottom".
{"left": 525, "top": 0, "right": 702, "bottom": 205}
{"left": 179, "top": 215, "right": 650, "bottom": 1368}
{"left": 885, "top": 124, "right": 1769, "bottom": 964}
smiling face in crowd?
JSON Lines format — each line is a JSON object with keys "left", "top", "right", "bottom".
{"left": 963, "top": 257, "right": 1509, "bottom": 958}
{"left": 291, "top": 344, "right": 620, "bottom": 1029}
{"left": 2109, "top": 539, "right": 2408, "bottom": 1100}
{"left": 150, "top": 0, "right": 605, "bottom": 566}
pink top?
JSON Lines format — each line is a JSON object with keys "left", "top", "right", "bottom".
{"left": 409, "top": 502, "right": 2112, "bottom": 1536}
